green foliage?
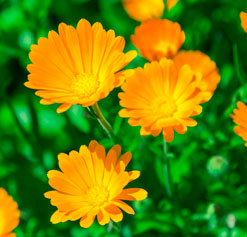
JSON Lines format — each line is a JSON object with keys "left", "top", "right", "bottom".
{"left": 0, "top": 0, "right": 247, "bottom": 236}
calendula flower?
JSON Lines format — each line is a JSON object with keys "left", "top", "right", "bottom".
{"left": 240, "top": 11, "right": 247, "bottom": 32}
{"left": 173, "top": 50, "right": 220, "bottom": 102}
{"left": 166, "top": 0, "right": 179, "bottom": 11}
{"left": 131, "top": 19, "right": 185, "bottom": 61}
{"left": 122, "top": 0, "right": 164, "bottom": 22}
{"left": 45, "top": 140, "right": 147, "bottom": 228}
{"left": 119, "top": 58, "right": 203, "bottom": 142}
{"left": 25, "top": 19, "right": 137, "bottom": 113}
{"left": 231, "top": 101, "right": 247, "bottom": 147}
{"left": 0, "top": 188, "right": 20, "bottom": 237}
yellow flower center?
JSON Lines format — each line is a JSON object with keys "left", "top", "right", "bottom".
{"left": 87, "top": 185, "right": 109, "bottom": 207}
{"left": 153, "top": 97, "right": 177, "bottom": 117}
{"left": 154, "top": 41, "right": 175, "bottom": 58}
{"left": 71, "top": 73, "right": 99, "bottom": 98}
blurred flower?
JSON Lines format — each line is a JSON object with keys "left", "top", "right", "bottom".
{"left": 131, "top": 19, "right": 185, "bottom": 61}
{"left": 166, "top": 0, "right": 179, "bottom": 11}
{"left": 122, "top": 0, "right": 164, "bottom": 22}
{"left": 206, "top": 156, "right": 228, "bottom": 177}
{"left": 25, "top": 19, "right": 137, "bottom": 113}
{"left": 173, "top": 50, "right": 220, "bottom": 103}
{"left": 0, "top": 188, "right": 20, "bottom": 237}
{"left": 119, "top": 58, "right": 203, "bottom": 142}
{"left": 240, "top": 11, "right": 247, "bottom": 32}
{"left": 231, "top": 101, "right": 247, "bottom": 146}
{"left": 45, "top": 140, "right": 147, "bottom": 228}
{"left": 18, "top": 30, "right": 34, "bottom": 50}
{"left": 226, "top": 214, "right": 236, "bottom": 229}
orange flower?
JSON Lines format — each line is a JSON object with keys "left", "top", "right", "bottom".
{"left": 25, "top": 19, "right": 137, "bottom": 113}
{"left": 240, "top": 11, "right": 247, "bottom": 32}
{"left": 166, "top": 0, "right": 179, "bottom": 11}
{"left": 0, "top": 188, "right": 20, "bottom": 237}
{"left": 122, "top": 0, "right": 164, "bottom": 22}
{"left": 119, "top": 58, "right": 203, "bottom": 142}
{"left": 173, "top": 50, "right": 220, "bottom": 102}
{"left": 131, "top": 19, "right": 185, "bottom": 61}
{"left": 45, "top": 141, "right": 147, "bottom": 228}
{"left": 231, "top": 102, "right": 247, "bottom": 147}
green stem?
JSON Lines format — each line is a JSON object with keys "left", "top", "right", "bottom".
{"left": 107, "top": 220, "right": 114, "bottom": 233}
{"left": 91, "top": 103, "right": 114, "bottom": 141}
{"left": 6, "top": 98, "right": 31, "bottom": 143}
{"left": 163, "top": 139, "right": 172, "bottom": 197}
{"left": 233, "top": 44, "right": 246, "bottom": 98}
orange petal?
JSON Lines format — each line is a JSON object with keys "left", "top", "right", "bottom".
{"left": 56, "top": 103, "right": 72, "bottom": 113}
{"left": 40, "top": 99, "right": 54, "bottom": 105}
{"left": 166, "top": 0, "right": 179, "bottom": 11}
{"left": 115, "top": 151, "right": 132, "bottom": 172}
{"left": 88, "top": 140, "right": 99, "bottom": 152}
{"left": 97, "top": 208, "right": 110, "bottom": 226}
{"left": 128, "top": 170, "right": 140, "bottom": 181}
{"left": 112, "top": 200, "right": 135, "bottom": 215}
{"left": 67, "top": 206, "right": 92, "bottom": 221}
{"left": 240, "top": 11, "right": 247, "bottom": 32}
{"left": 79, "top": 145, "right": 97, "bottom": 185}
{"left": 79, "top": 206, "right": 99, "bottom": 228}
{"left": 47, "top": 170, "right": 83, "bottom": 195}
{"left": 50, "top": 210, "right": 67, "bottom": 224}
{"left": 117, "top": 188, "right": 148, "bottom": 201}
{"left": 104, "top": 205, "right": 123, "bottom": 222}
{"left": 162, "top": 127, "right": 174, "bottom": 142}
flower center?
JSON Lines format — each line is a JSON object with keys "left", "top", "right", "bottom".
{"left": 153, "top": 97, "right": 177, "bottom": 117}
{"left": 87, "top": 185, "right": 109, "bottom": 207}
{"left": 71, "top": 73, "right": 99, "bottom": 98}
{"left": 154, "top": 41, "right": 175, "bottom": 59}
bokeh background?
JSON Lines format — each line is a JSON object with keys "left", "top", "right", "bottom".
{"left": 1, "top": 0, "right": 247, "bottom": 236}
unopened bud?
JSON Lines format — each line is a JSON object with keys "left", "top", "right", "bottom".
{"left": 207, "top": 156, "right": 228, "bottom": 177}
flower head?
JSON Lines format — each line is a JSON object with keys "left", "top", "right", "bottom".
{"left": 25, "top": 19, "right": 137, "bottom": 113}
{"left": 119, "top": 58, "right": 203, "bottom": 142}
{"left": 240, "top": 11, "right": 247, "bottom": 32}
{"left": 0, "top": 188, "right": 20, "bottom": 237}
{"left": 122, "top": 0, "right": 164, "bottom": 22}
{"left": 45, "top": 141, "right": 147, "bottom": 228}
{"left": 173, "top": 50, "right": 220, "bottom": 102}
{"left": 231, "top": 101, "right": 247, "bottom": 147}
{"left": 131, "top": 19, "right": 185, "bottom": 61}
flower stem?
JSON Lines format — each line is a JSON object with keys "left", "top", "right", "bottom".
{"left": 91, "top": 103, "right": 115, "bottom": 141}
{"left": 163, "top": 139, "right": 172, "bottom": 197}
{"left": 107, "top": 220, "right": 114, "bottom": 233}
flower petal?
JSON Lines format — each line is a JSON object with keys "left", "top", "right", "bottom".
{"left": 117, "top": 188, "right": 148, "bottom": 201}
{"left": 112, "top": 200, "right": 135, "bottom": 215}
{"left": 104, "top": 205, "right": 123, "bottom": 222}
{"left": 79, "top": 207, "right": 99, "bottom": 228}
{"left": 97, "top": 208, "right": 110, "bottom": 226}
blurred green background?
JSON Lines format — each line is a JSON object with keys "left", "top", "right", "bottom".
{"left": 1, "top": 0, "right": 247, "bottom": 236}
